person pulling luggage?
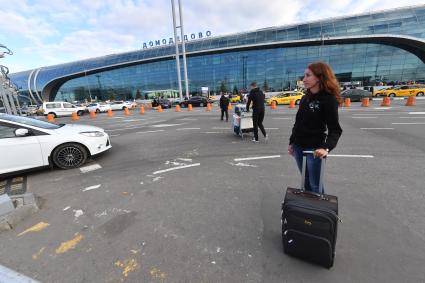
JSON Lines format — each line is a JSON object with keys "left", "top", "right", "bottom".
{"left": 246, "top": 82, "right": 268, "bottom": 142}
{"left": 288, "top": 62, "right": 343, "bottom": 193}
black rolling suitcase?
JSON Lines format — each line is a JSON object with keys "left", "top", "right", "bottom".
{"left": 281, "top": 151, "right": 339, "bottom": 268}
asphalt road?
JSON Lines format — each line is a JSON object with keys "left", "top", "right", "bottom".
{"left": 1, "top": 99, "right": 425, "bottom": 283}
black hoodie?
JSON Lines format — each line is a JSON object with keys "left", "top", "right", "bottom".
{"left": 289, "top": 91, "right": 342, "bottom": 151}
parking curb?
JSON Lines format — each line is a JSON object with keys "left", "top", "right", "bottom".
{"left": 0, "top": 193, "right": 39, "bottom": 232}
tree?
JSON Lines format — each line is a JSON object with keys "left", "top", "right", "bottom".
{"left": 263, "top": 79, "right": 269, "bottom": 92}
{"left": 219, "top": 81, "right": 227, "bottom": 93}
{"left": 135, "top": 89, "right": 142, "bottom": 100}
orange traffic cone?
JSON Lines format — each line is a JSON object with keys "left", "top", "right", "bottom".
{"left": 344, "top": 98, "right": 351, "bottom": 107}
{"left": 89, "top": 111, "right": 96, "bottom": 119}
{"left": 47, "top": 114, "right": 55, "bottom": 123}
{"left": 361, "top": 98, "right": 369, "bottom": 107}
{"left": 124, "top": 107, "right": 130, "bottom": 115}
{"left": 139, "top": 105, "right": 145, "bottom": 114}
{"left": 405, "top": 96, "right": 416, "bottom": 106}
{"left": 289, "top": 100, "right": 295, "bottom": 109}
{"left": 206, "top": 103, "right": 212, "bottom": 111}
{"left": 71, "top": 112, "right": 79, "bottom": 121}
{"left": 228, "top": 103, "right": 232, "bottom": 111}
{"left": 107, "top": 109, "right": 113, "bottom": 117}
{"left": 381, "top": 97, "right": 391, "bottom": 106}
{"left": 175, "top": 104, "right": 181, "bottom": 112}
{"left": 188, "top": 104, "right": 193, "bottom": 111}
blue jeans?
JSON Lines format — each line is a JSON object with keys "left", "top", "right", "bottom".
{"left": 292, "top": 144, "right": 325, "bottom": 193}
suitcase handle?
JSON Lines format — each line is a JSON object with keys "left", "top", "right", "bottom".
{"left": 301, "top": 151, "right": 326, "bottom": 195}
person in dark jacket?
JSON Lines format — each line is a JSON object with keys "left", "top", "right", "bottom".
{"left": 246, "top": 82, "right": 267, "bottom": 142}
{"left": 288, "top": 62, "right": 343, "bottom": 193}
{"left": 219, "top": 92, "right": 230, "bottom": 121}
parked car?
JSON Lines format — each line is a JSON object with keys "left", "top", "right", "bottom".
{"left": 266, "top": 91, "right": 304, "bottom": 105}
{"left": 42, "top": 101, "right": 86, "bottom": 117}
{"left": 152, "top": 98, "right": 172, "bottom": 109}
{"left": 19, "top": 105, "right": 39, "bottom": 116}
{"left": 109, "top": 101, "right": 132, "bottom": 111}
{"left": 382, "top": 85, "right": 425, "bottom": 97}
{"left": 180, "top": 96, "right": 210, "bottom": 107}
{"left": 0, "top": 113, "right": 111, "bottom": 175}
{"left": 340, "top": 89, "right": 373, "bottom": 102}
{"left": 87, "top": 103, "right": 112, "bottom": 113}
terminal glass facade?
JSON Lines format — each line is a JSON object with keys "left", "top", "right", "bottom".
{"left": 9, "top": 5, "right": 425, "bottom": 102}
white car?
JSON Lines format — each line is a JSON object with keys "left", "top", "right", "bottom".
{"left": 42, "top": 101, "right": 86, "bottom": 117}
{"left": 109, "top": 101, "right": 132, "bottom": 111}
{"left": 0, "top": 114, "right": 112, "bottom": 175}
{"left": 87, "top": 103, "right": 112, "bottom": 113}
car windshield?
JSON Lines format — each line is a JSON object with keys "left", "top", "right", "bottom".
{"left": 0, "top": 114, "right": 61, "bottom": 129}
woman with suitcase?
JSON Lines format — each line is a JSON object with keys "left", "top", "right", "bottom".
{"left": 288, "top": 62, "right": 343, "bottom": 193}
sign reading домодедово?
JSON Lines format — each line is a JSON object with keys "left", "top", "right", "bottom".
{"left": 142, "top": 31, "right": 212, "bottom": 49}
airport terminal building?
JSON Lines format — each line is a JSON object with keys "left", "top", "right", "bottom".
{"left": 9, "top": 4, "right": 425, "bottom": 103}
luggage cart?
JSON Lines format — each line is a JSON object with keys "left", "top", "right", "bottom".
{"left": 232, "top": 104, "right": 253, "bottom": 138}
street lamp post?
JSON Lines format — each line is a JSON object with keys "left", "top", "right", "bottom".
{"left": 171, "top": 0, "right": 190, "bottom": 100}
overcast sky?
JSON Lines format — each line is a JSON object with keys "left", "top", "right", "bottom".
{"left": 1, "top": 0, "right": 424, "bottom": 73}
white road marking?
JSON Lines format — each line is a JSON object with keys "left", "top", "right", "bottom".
{"left": 408, "top": 112, "right": 425, "bottom": 114}
{"left": 202, "top": 131, "right": 221, "bottom": 134}
{"left": 229, "top": 162, "right": 257, "bottom": 167}
{"left": 373, "top": 107, "right": 392, "bottom": 109}
{"left": 73, "top": 209, "right": 84, "bottom": 219}
{"left": 234, "top": 155, "right": 281, "bottom": 161}
{"left": 82, "top": 184, "right": 101, "bottom": 192}
{"left": 123, "top": 119, "right": 143, "bottom": 122}
{"left": 265, "top": 128, "right": 279, "bottom": 130}
{"left": 213, "top": 127, "right": 230, "bottom": 129}
{"left": 63, "top": 206, "right": 71, "bottom": 211}
{"left": 136, "top": 130, "right": 164, "bottom": 134}
{"left": 399, "top": 117, "right": 425, "bottom": 118}
{"left": 151, "top": 123, "right": 183, "bottom": 128}
{"left": 178, "top": 118, "right": 197, "bottom": 121}
{"left": 0, "top": 264, "right": 40, "bottom": 283}
{"left": 328, "top": 154, "right": 374, "bottom": 158}
{"left": 351, "top": 116, "right": 377, "bottom": 119}
{"left": 392, "top": 122, "right": 425, "bottom": 125}
{"left": 361, "top": 128, "right": 394, "bottom": 130}
{"left": 110, "top": 134, "right": 120, "bottom": 137}
{"left": 153, "top": 163, "right": 201, "bottom": 175}
{"left": 80, "top": 163, "right": 102, "bottom": 173}
{"left": 272, "top": 117, "right": 292, "bottom": 120}
{"left": 178, "top": 158, "right": 192, "bottom": 162}
{"left": 176, "top": 128, "right": 201, "bottom": 131}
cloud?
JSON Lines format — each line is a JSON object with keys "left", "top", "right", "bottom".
{"left": 2, "top": 0, "right": 424, "bottom": 72}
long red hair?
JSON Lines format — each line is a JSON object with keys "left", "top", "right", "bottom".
{"left": 307, "top": 62, "right": 341, "bottom": 104}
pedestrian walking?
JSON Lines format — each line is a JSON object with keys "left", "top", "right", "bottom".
{"left": 288, "top": 62, "right": 343, "bottom": 193}
{"left": 246, "top": 82, "right": 267, "bottom": 142}
{"left": 219, "top": 92, "right": 229, "bottom": 121}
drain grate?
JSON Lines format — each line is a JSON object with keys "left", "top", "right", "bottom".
{"left": 0, "top": 176, "right": 27, "bottom": 196}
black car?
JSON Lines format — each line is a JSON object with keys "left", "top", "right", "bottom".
{"left": 341, "top": 89, "right": 372, "bottom": 102}
{"left": 152, "top": 98, "right": 172, "bottom": 109}
{"left": 180, "top": 96, "right": 210, "bottom": 107}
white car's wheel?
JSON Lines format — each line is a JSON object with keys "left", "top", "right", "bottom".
{"left": 52, "top": 143, "right": 88, "bottom": 169}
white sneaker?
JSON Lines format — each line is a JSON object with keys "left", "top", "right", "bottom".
{"left": 264, "top": 134, "right": 269, "bottom": 141}
{"left": 251, "top": 138, "right": 259, "bottom": 143}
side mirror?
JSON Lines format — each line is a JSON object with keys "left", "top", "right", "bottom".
{"left": 15, "top": 128, "right": 29, "bottom": 137}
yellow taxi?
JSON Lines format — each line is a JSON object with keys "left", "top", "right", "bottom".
{"left": 382, "top": 85, "right": 425, "bottom": 97}
{"left": 229, "top": 94, "right": 243, "bottom": 103}
{"left": 266, "top": 91, "right": 304, "bottom": 105}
